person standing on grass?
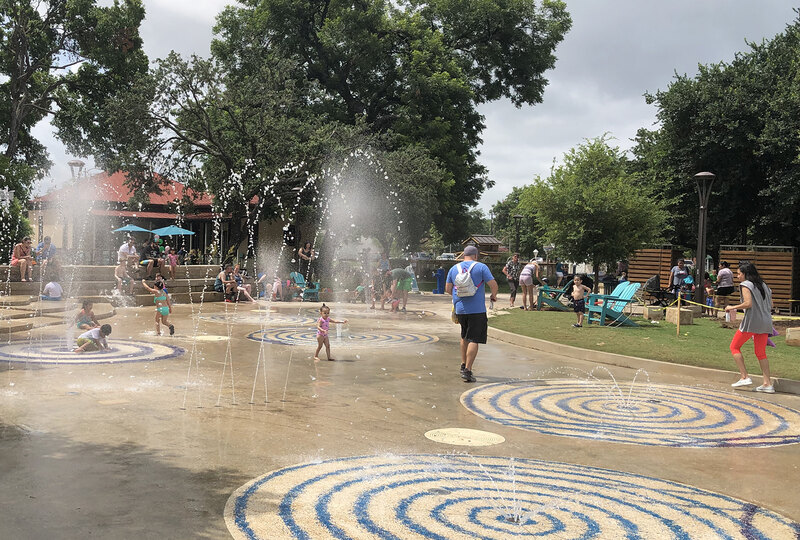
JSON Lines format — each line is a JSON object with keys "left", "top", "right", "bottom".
{"left": 445, "top": 245, "right": 498, "bottom": 383}
{"left": 570, "top": 275, "right": 591, "bottom": 327}
{"left": 502, "top": 253, "right": 521, "bottom": 309}
{"left": 716, "top": 261, "right": 735, "bottom": 319}
{"left": 727, "top": 262, "right": 775, "bottom": 393}
{"left": 518, "top": 258, "right": 540, "bottom": 311}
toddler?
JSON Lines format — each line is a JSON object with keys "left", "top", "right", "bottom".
{"left": 571, "top": 275, "right": 591, "bottom": 327}
{"left": 313, "top": 304, "right": 348, "bottom": 361}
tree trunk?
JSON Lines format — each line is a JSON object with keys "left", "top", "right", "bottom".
{"left": 593, "top": 259, "right": 600, "bottom": 293}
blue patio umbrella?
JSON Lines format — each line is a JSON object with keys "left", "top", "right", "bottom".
{"left": 150, "top": 225, "right": 195, "bottom": 236}
{"left": 113, "top": 224, "right": 152, "bottom": 233}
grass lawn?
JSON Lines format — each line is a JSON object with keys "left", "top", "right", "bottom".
{"left": 489, "top": 309, "right": 800, "bottom": 381}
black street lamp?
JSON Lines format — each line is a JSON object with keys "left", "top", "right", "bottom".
{"left": 692, "top": 171, "right": 716, "bottom": 306}
{"left": 513, "top": 214, "right": 523, "bottom": 253}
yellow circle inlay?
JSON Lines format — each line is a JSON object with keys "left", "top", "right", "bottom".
{"left": 424, "top": 428, "right": 505, "bottom": 446}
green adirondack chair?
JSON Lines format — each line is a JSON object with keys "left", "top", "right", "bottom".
{"left": 290, "top": 272, "right": 320, "bottom": 302}
{"left": 536, "top": 279, "right": 574, "bottom": 311}
{"left": 586, "top": 282, "right": 641, "bottom": 326}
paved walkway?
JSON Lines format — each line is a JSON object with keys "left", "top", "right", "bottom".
{"left": 0, "top": 294, "right": 797, "bottom": 538}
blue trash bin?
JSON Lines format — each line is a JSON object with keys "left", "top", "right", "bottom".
{"left": 433, "top": 268, "right": 446, "bottom": 294}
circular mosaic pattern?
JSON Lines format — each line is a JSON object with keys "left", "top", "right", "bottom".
{"left": 197, "top": 313, "right": 316, "bottom": 326}
{"left": 461, "top": 380, "right": 800, "bottom": 448}
{"left": 302, "top": 308, "right": 436, "bottom": 318}
{"left": 0, "top": 339, "right": 184, "bottom": 365}
{"left": 225, "top": 454, "right": 799, "bottom": 539}
{"left": 246, "top": 329, "right": 439, "bottom": 348}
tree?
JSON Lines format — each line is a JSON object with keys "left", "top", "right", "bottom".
{"left": 522, "top": 137, "right": 668, "bottom": 290}
{"left": 212, "top": 0, "right": 571, "bottom": 242}
{"left": 490, "top": 185, "right": 542, "bottom": 256}
{"left": 0, "top": 0, "right": 146, "bottom": 261}
{"left": 0, "top": 0, "right": 147, "bottom": 171}
{"left": 631, "top": 15, "right": 800, "bottom": 250}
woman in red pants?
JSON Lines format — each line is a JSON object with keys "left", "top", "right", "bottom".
{"left": 726, "top": 262, "right": 775, "bottom": 393}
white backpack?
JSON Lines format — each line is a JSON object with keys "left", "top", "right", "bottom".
{"left": 454, "top": 262, "right": 480, "bottom": 297}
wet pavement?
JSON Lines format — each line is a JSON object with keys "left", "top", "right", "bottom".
{"left": 1, "top": 295, "right": 798, "bottom": 538}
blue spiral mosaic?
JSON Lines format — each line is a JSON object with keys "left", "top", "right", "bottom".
{"left": 461, "top": 380, "right": 800, "bottom": 448}
{"left": 0, "top": 339, "right": 185, "bottom": 364}
{"left": 247, "top": 329, "right": 439, "bottom": 348}
{"left": 197, "top": 313, "right": 317, "bottom": 326}
{"left": 301, "top": 308, "right": 436, "bottom": 318}
{"left": 225, "top": 454, "right": 800, "bottom": 539}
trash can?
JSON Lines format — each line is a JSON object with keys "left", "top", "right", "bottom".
{"left": 433, "top": 268, "right": 446, "bottom": 294}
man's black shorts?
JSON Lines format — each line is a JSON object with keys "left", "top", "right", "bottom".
{"left": 457, "top": 312, "right": 488, "bottom": 344}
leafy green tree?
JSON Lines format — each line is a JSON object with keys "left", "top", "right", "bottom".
{"left": 0, "top": 0, "right": 146, "bottom": 260}
{"left": 490, "top": 185, "right": 542, "bottom": 256}
{"left": 522, "top": 137, "right": 668, "bottom": 290}
{"left": 212, "top": 0, "right": 571, "bottom": 242}
{"left": 0, "top": 0, "right": 147, "bottom": 168}
{"left": 631, "top": 16, "right": 800, "bottom": 250}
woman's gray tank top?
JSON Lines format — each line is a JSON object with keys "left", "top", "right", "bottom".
{"left": 739, "top": 280, "right": 773, "bottom": 334}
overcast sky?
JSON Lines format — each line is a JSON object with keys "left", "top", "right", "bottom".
{"left": 32, "top": 0, "right": 798, "bottom": 211}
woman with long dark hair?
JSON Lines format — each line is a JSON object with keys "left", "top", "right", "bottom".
{"left": 726, "top": 262, "right": 775, "bottom": 393}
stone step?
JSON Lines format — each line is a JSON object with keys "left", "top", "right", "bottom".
{"left": 0, "top": 264, "right": 222, "bottom": 282}
{"left": 1, "top": 278, "right": 217, "bottom": 296}
{"left": 0, "top": 295, "right": 36, "bottom": 306}
{"left": 116, "top": 291, "right": 224, "bottom": 307}
{"left": 0, "top": 302, "right": 115, "bottom": 335}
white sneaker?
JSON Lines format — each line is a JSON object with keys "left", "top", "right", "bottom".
{"left": 756, "top": 384, "right": 775, "bottom": 394}
{"left": 731, "top": 378, "right": 752, "bottom": 388}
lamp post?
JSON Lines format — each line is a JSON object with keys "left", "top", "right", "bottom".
{"left": 692, "top": 171, "right": 716, "bottom": 307}
{"left": 489, "top": 210, "right": 494, "bottom": 235}
{"left": 513, "top": 214, "right": 523, "bottom": 254}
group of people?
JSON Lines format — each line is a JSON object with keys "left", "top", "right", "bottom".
{"left": 501, "top": 253, "right": 542, "bottom": 311}
{"left": 10, "top": 235, "right": 58, "bottom": 281}
{"left": 116, "top": 235, "right": 185, "bottom": 290}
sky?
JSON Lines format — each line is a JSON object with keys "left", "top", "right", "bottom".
{"left": 31, "top": 0, "right": 798, "bottom": 212}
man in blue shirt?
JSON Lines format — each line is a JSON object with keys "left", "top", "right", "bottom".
{"left": 445, "top": 245, "right": 499, "bottom": 382}
{"left": 34, "top": 236, "right": 57, "bottom": 276}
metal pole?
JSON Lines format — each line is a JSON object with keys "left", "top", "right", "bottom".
{"left": 693, "top": 172, "right": 716, "bottom": 308}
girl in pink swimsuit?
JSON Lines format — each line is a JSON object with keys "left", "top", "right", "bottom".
{"left": 314, "top": 304, "right": 348, "bottom": 361}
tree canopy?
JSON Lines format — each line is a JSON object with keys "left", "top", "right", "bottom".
{"left": 520, "top": 137, "right": 667, "bottom": 288}
{"left": 211, "top": 0, "right": 571, "bottom": 242}
{"left": 631, "top": 15, "right": 800, "bottom": 250}
{"left": 0, "top": 0, "right": 147, "bottom": 259}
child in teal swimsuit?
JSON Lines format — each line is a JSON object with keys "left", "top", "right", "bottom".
{"left": 141, "top": 278, "right": 175, "bottom": 336}
{"left": 75, "top": 300, "right": 100, "bottom": 330}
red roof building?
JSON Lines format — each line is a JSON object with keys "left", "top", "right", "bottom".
{"left": 28, "top": 171, "right": 227, "bottom": 264}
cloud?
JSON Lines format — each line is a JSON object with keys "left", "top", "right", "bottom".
{"left": 475, "top": 0, "right": 797, "bottom": 211}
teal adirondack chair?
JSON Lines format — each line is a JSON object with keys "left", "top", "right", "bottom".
{"left": 586, "top": 282, "right": 641, "bottom": 326}
{"left": 290, "top": 272, "right": 320, "bottom": 302}
{"left": 537, "top": 279, "right": 573, "bottom": 311}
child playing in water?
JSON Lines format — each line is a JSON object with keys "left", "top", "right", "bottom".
{"left": 571, "top": 275, "right": 591, "bottom": 328}
{"left": 141, "top": 278, "right": 175, "bottom": 336}
{"left": 75, "top": 300, "right": 100, "bottom": 330}
{"left": 164, "top": 246, "right": 178, "bottom": 280}
{"left": 114, "top": 255, "right": 134, "bottom": 294}
{"left": 313, "top": 304, "right": 348, "bottom": 361}
{"left": 74, "top": 324, "right": 112, "bottom": 353}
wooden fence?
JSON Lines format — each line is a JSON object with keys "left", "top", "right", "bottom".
{"left": 627, "top": 246, "right": 683, "bottom": 286}
{"left": 719, "top": 246, "right": 798, "bottom": 313}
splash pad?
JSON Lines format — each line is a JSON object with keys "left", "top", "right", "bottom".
{"left": 246, "top": 328, "right": 439, "bottom": 348}
{"left": 225, "top": 454, "right": 800, "bottom": 539}
{"left": 461, "top": 380, "right": 800, "bottom": 447}
{"left": 0, "top": 339, "right": 184, "bottom": 365}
